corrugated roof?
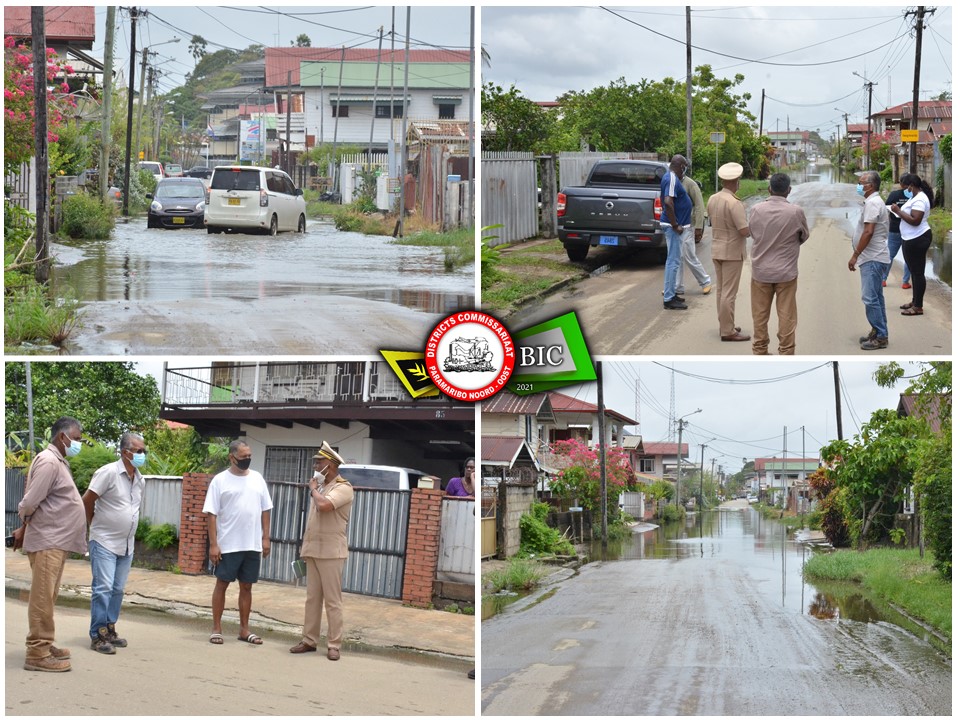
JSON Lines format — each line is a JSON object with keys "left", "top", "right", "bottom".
{"left": 640, "top": 442, "right": 689, "bottom": 457}
{"left": 265, "top": 47, "right": 470, "bottom": 88}
{"left": 872, "top": 100, "right": 952, "bottom": 120}
{"left": 481, "top": 436, "right": 540, "bottom": 469}
{"left": 4, "top": 6, "right": 95, "bottom": 44}
{"left": 897, "top": 393, "right": 949, "bottom": 435}
{"left": 482, "top": 392, "right": 549, "bottom": 415}
{"left": 547, "top": 391, "right": 638, "bottom": 426}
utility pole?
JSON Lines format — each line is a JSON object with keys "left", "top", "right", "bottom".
{"left": 685, "top": 6, "right": 692, "bottom": 165}
{"left": 398, "top": 8, "right": 411, "bottom": 238}
{"left": 675, "top": 420, "right": 685, "bottom": 507}
{"left": 122, "top": 7, "right": 138, "bottom": 217}
{"left": 332, "top": 48, "right": 345, "bottom": 184}
{"left": 468, "top": 6, "right": 475, "bottom": 223}
{"left": 597, "top": 361, "right": 608, "bottom": 549}
{"left": 99, "top": 6, "right": 116, "bottom": 201}
{"left": 285, "top": 72, "right": 293, "bottom": 175}
{"left": 907, "top": 6, "right": 934, "bottom": 173}
{"left": 758, "top": 88, "right": 765, "bottom": 140}
{"left": 134, "top": 44, "right": 150, "bottom": 162}
{"left": 854, "top": 72, "right": 877, "bottom": 170}
{"left": 32, "top": 7, "right": 50, "bottom": 283}
{"left": 833, "top": 361, "right": 843, "bottom": 439}
{"left": 367, "top": 26, "right": 384, "bottom": 169}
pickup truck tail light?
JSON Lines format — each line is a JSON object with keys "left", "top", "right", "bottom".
{"left": 557, "top": 192, "right": 566, "bottom": 217}
{"left": 653, "top": 196, "right": 662, "bottom": 221}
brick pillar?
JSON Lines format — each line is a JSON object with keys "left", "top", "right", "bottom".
{"left": 401, "top": 488, "right": 444, "bottom": 608}
{"left": 178, "top": 472, "right": 213, "bottom": 575}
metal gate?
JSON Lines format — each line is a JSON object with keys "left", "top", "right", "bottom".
{"left": 481, "top": 151, "right": 537, "bottom": 244}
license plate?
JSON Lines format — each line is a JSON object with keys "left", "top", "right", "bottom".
{"left": 228, "top": 197, "right": 240, "bottom": 206}
{"left": 599, "top": 235, "right": 619, "bottom": 246}
{"left": 172, "top": 217, "right": 185, "bottom": 224}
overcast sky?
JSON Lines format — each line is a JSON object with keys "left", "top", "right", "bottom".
{"left": 94, "top": 5, "right": 473, "bottom": 95}
{"left": 556, "top": 360, "right": 918, "bottom": 475}
{"left": 481, "top": 5, "right": 953, "bottom": 141}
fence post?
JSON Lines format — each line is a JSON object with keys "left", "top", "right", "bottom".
{"left": 538, "top": 154, "right": 558, "bottom": 238}
{"left": 177, "top": 472, "right": 213, "bottom": 575}
{"left": 400, "top": 487, "right": 444, "bottom": 608}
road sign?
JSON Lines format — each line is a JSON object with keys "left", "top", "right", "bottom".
{"left": 900, "top": 129, "right": 920, "bottom": 143}
{"left": 710, "top": 132, "right": 726, "bottom": 144}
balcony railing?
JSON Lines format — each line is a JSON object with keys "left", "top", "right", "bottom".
{"left": 162, "top": 361, "right": 430, "bottom": 408}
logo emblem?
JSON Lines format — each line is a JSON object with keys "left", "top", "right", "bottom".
{"left": 605, "top": 201, "right": 614, "bottom": 209}
{"left": 424, "top": 312, "right": 515, "bottom": 401}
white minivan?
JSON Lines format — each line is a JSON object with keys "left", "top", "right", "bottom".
{"left": 205, "top": 165, "right": 307, "bottom": 235}
{"left": 338, "top": 464, "right": 435, "bottom": 491}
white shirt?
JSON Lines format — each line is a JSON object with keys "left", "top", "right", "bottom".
{"left": 899, "top": 191, "right": 931, "bottom": 241}
{"left": 854, "top": 192, "right": 890, "bottom": 267}
{"left": 89, "top": 459, "right": 144, "bottom": 556}
{"left": 202, "top": 469, "right": 273, "bottom": 554}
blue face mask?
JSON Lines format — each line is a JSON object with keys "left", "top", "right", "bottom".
{"left": 65, "top": 438, "right": 82, "bottom": 457}
{"left": 130, "top": 451, "right": 147, "bottom": 468}
{"left": 855, "top": 184, "right": 865, "bottom": 196}
{"left": 904, "top": 189, "right": 914, "bottom": 199}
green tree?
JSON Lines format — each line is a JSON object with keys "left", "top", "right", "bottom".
{"left": 481, "top": 82, "right": 556, "bottom": 153}
{"left": 294, "top": 33, "right": 312, "bottom": 47}
{"left": 188, "top": 35, "right": 208, "bottom": 66}
{"left": 5, "top": 362, "right": 161, "bottom": 451}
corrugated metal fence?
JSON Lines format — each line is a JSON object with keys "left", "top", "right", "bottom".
{"left": 140, "top": 476, "right": 183, "bottom": 528}
{"left": 437, "top": 497, "right": 474, "bottom": 584}
{"left": 342, "top": 489, "right": 411, "bottom": 598}
{"left": 5, "top": 467, "right": 26, "bottom": 535}
{"left": 481, "top": 151, "right": 537, "bottom": 244}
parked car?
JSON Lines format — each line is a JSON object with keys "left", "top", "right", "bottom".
{"left": 138, "top": 161, "right": 164, "bottom": 183}
{"left": 204, "top": 165, "right": 307, "bottom": 235}
{"left": 185, "top": 166, "right": 213, "bottom": 180}
{"left": 338, "top": 464, "right": 434, "bottom": 491}
{"left": 146, "top": 177, "right": 207, "bottom": 229}
{"left": 164, "top": 163, "right": 184, "bottom": 178}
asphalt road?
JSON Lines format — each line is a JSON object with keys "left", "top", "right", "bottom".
{"left": 481, "top": 557, "right": 951, "bottom": 715}
{"left": 510, "top": 182, "right": 951, "bottom": 355}
{"left": 5, "top": 599, "right": 474, "bottom": 716}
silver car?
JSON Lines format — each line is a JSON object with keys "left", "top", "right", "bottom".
{"left": 204, "top": 165, "right": 307, "bottom": 235}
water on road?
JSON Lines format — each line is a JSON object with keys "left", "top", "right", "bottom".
{"left": 481, "top": 506, "right": 951, "bottom": 715}
{"left": 48, "top": 219, "right": 473, "bottom": 355}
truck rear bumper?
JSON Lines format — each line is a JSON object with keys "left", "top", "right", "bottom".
{"left": 559, "top": 229, "right": 665, "bottom": 249}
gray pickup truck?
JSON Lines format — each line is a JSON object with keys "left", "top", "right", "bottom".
{"left": 557, "top": 159, "right": 669, "bottom": 262}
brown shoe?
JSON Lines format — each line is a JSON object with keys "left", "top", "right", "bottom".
{"left": 327, "top": 647, "right": 340, "bottom": 661}
{"left": 91, "top": 627, "right": 116, "bottom": 654}
{"left": 24, "top": 655, "right": 71, "bottom": 672}
{"left": 289, "top": 641, "right": 317, "bottom": 654}
{"left": 50, "top": 646, "right": 71, "bottom": 660}
{"left": 721, "top": 332, "right": 751, "bottom": 342}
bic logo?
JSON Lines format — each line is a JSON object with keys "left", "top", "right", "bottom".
{"left": 519, "top": 346, "right": 564, "bottom": 367}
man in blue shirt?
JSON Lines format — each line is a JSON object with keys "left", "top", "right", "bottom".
{"left": 661, "top": 155, "right": 692, "bottom": 309}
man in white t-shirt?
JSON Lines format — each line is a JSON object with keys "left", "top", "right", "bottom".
{"left": 849, "top": 170, "right": 890, "bottom": 350}
{"left": 203, "top": 440, "right": 273, "bottom": 645}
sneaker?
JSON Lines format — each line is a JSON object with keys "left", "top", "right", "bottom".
{"left": 859, "top": 328, "right": 877, "bottom": 344}
{"left": 860, "top": 336, "right": 888, "bottom": 351}
{"left": 106, "top": 624, "right": 127, "bottom": 648}
{"left": 24, "top": 655, "right": 71, "bottom": 672}
{"left": 663, "top": 297, "right": 688, "bottom": 310}
{"left": 91, "top": 627, "right": 116, "bottom": 654}
{"left": 701, "top": 283, "right": 712, "bottom": 295}
{"left": 902, "top": 282, "right": 911, "bottom": 289}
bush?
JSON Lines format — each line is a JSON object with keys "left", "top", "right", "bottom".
{"left": 60, "top": 192, "right": 114, "bottom": 239}
{"left": 66, "top": 443, "right": 119, "bottom": 494}
{"left": 519, "top": 501, "right": 575, "bottom": 556}
{"left": 657, "top": 503, "right": 684, "bottom": 522}
{"left": 914, "top": 431, "right": 951, "bottom": 580}
{"left": 135, "top": 518, "right": 151, "bottom": 543}
{"left": 143, "top": 523, "right": 178, "bottom": 550}
{"left": 4, "top": 283, "right": 81, "bottom": 348}
{"left": 485, "top": 556, "right": 549, "bottom": 593}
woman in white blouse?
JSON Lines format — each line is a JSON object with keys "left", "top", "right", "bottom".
{"left": 888, "top": 173, "right": 934, "bottom": 316}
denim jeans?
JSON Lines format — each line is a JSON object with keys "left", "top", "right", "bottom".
{"left": 675, "top": 225, "right": 711, "bottom": 294}
{"left": 89, "top": 539, "right": 134, "bottom": 640}
{"left": 859, "top": 260, "right": 888, "bottom": 339}
{"left": 883, "top": 231, "right": 911, "bottom": 283}
{"left": 662, "top": 226, "right": 683, "bottom": 302}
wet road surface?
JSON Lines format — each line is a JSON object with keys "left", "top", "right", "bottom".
{"left": 510, "top": 178, "right": 951, "bottom": 355}
{"left": 481, "top": 507, "right": 951, "bottom": 715}
{"left": 48, "top": 218, "right": 472, "bottom": 355}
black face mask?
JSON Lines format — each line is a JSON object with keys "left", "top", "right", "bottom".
{"left": 234, "top": 457, "right": 252, "bottom": 471}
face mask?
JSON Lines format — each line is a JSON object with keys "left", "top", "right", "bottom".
{"left": 130, "top": 451, "right": 147, "bottom": 468}
{"left": 855, "top": 184, "right": 865, "bottom": 196}
{"left": 313, "top": 469, "right": 326, "bottom": 481}
{"left": 62, "top": 435, "right": 82, "bottom": 457}
{"left": 234, "top": 457, "right": 252, "bottom": 471}
{"left": 904, "top": 189, "right": 914, "bottom": 199}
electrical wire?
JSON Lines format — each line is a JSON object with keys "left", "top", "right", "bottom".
{"left": 650, "top": 361, "right": 831, "bottom": 385}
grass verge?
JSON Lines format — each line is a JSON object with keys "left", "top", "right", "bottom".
{"left": 391, "top": 226, "right": 474, "bottom": 271}
{"left": 803, "top": 547, "right": 951, "bottom": 641}
{"left": 483, "top": 556, "right": 549, "bottom": 593}
{"left": 4, "top": 284, "right": 81, "bottom": 349}
{"left": 481, "top": 241, "right": 584, "bottom": 315}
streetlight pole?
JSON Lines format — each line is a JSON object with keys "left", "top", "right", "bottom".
{"left": 853, "top": 72, "right": 876, "bottom": 170}
{"left": 134, "top": 37, "right": 179, "bottom": 162}
{"left": 675, "top": 409, "right": 702, "bottom": 507}
{"left": 699, "top": 437, "right": 716, "bottom": 516}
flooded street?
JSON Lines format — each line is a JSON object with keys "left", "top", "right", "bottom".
{"left": 481, "top": 506, "right": 951, "bottom": 715}
{"left": 47, "top": 218, "right": 472, "bottom": 355}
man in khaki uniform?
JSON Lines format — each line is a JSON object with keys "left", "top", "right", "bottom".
{"left": 289, "top": 441, "right": 354, "bottom": 661}
{"left": 706, "top": 162, "right": 751, "bottom": 342}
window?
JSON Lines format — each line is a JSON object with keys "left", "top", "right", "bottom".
{"left": 266, "top": 173, "right": 284, "bottom": 193}
{"left": 640, "top": 458, "right": 654, "bottom": 473}
{"left": 281, "top": 175, "right": 297, "bottom": 196}
{"left": 332, "top": 104, "right": 349, "bottom": 118}
{"left": 438, "top": 104, "right": 455, "bottom": 120}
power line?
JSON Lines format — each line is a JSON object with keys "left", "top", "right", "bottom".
{"left": 650, "top": 361, "right": 831, "bottom": 385}
{"left": 764, "top": 87, "right": 862, "bottom": 109}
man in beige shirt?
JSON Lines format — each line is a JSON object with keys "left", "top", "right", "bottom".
{"left": 706, "top": 162, "right": 751, "bottom": 342}
{"left": 289, "top": 441, "right": 354, "bottom": 661}
{"left": 15, "top": 416, "right": 88, "bottom": 672}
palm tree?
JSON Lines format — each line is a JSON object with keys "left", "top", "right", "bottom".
{"left": 188, "top": 35, "right": 207, "bottom": 67}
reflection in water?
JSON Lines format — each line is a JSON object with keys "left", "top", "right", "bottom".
{"left": 809, "top": 592, "right": 840, "bottom": 621}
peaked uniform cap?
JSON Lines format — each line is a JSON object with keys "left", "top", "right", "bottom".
{"left": 718, "top": 162, "right": 744, "bottom": 180}
{"left": 313, "top": 441, "right": 345, "bottom": 465}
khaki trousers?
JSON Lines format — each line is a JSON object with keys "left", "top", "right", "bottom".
{"left": 302, "top": 557, "right": 346, "bottom": 650}
{"left": 751, "top": 278, "right": 798, "bottom": 355}
{"left": 26, "top": 548, "right": 68, "bottom": 659}
{"left": 713, "top": 259, "right": 744, "bottom": 336}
